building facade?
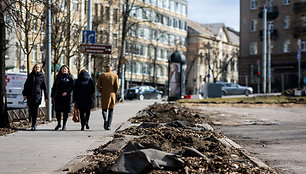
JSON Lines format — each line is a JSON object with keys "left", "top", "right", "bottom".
{"left": 240, "top": 0, "right": 306, "bottom": 92}
{"left": 186, "top": 20, "right": 239, "bottom": 95}
{"left": 5, "top": 0, "right": 187, "bottom": 93}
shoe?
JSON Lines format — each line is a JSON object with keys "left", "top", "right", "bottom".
{"left": 55, "top": 124, "right": 61, "bottom": 130}
{"left": 85, "top": 123, "right": 89, "bottom": 129}
{"left": 81, "top": 127, "right": 84, "bottom": 131}
{"left": 62, "top": 126, "right": 66, "bottom": 130}
{"left": 30, "top": 127, "right": 35, "bottom": 131}
{"left": 106, "top": 127, "right": 111, "bottom": 130}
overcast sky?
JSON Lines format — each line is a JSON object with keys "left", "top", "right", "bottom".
{"left": 187, "top": 0, "right": 240, "bottom": 31}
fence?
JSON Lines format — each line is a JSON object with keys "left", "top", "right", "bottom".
{"left": 7, "top": 107, "right": 47, "bottom": 123}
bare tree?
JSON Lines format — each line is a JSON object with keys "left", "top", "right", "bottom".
{"left": 50, "top": 1, "right": 85, "bottom": 79}
{"left": 0, "top": 0, "right": 9, "bottom": 128}
{"left": 7, "top": 0, "right": 46, "bottom": 75}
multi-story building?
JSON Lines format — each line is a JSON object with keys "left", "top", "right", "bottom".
{"left": 240, "top": 0, "right": 306, "bottom": 92}
{"left": 186, "top": 20, "right": 239, "bottom": 95}
{"left": 121, "top": 0, "right": 188, "bottom": 92}
{"left": 5, "top": 0, "right": 187, "bottom": 94}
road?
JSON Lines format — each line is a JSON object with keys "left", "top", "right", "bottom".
{"left": 191, "top": 103, "right": 306, "bottom": 174}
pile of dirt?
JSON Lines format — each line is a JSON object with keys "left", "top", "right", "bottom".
{"left": 72, "top": 103, "right": 274, "bottom": 174}
{"left": 129, "top": 102, "right": 209, "bottom": 124}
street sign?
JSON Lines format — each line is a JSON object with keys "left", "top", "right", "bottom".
{"left": 81, "top": 44, "right": 112, "bottom": 55}
{"left": 82, "top": 30, "right": 96, "bottom": 44}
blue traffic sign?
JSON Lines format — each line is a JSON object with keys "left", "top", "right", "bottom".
{"left": 297, "top": 51, "right": 301, "bottom": 60}
{"left": 82, "top": 30, "right": 96, "bottom": 44}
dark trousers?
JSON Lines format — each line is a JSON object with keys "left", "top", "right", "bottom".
{"left": 102, "top": 109, "right": 113, "bottom": 128}
{"left": 29, "top": 103, "right": 39, "bottom": 127}
{"left": 80, "top": 110, "right": 90, "bottom": 127}
{"left": 56, "top": 112, "right": 68, "bottom": 126}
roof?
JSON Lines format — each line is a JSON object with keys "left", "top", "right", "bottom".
{"left": 187, "top": 20, "right": 239, "bottom": 45}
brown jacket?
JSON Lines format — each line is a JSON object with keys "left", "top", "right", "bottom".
{"left": 97, "top": 71, "right": 119, "bottom": 109}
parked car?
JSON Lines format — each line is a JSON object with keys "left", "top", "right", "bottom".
{"left": 218, "top": 82, "right": 253, "bottom": 96}
{"left": 126, "top": 86, "right": 163, "bottom": 100}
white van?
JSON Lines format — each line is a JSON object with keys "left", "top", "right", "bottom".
{"left": 5, "top": 72, "right": 27, "bottom": 109}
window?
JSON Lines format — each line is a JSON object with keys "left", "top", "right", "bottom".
{"left": 283, "top": 40, "right": 291, "bottom": 53}
{"left": 267, "top": 21, "right": 274, "bottom": 31}
{"left": 249, "top": 42, "right": 258, "bottom": 55}
{"left": 250, "top": 19, "right": 257, "bottom": 32}
{"left": 301, "top": 14, "right": 306, "bottom": 27}
{"left": 73, "top": 0, "right": 78, "bottom": 12}
{"left": 95, "top": 4, "right": 98, "bottom": 19}
{"left": 73, "top": 52, "right": 77, "bottom": 66}
{"left": 300, "top": 39, "right": 306, "bottom": 52}
{"left": 250, "top": 0, "right": 257, "bottom": 9}
{"left": 39, "top": 48, "right": 44, "bottom": 62}
{"left": 283, "top": 16, "right": 290, "bottom": 29}
{"left": 100, "top": 4, "right": 104, "bottom": 21}
{"left": 32, "top": 46, "right": 37, "bottom": 62}
{"left": 105, "top": 7, "right": 110, "bottom": 21}
{"left": 41, "top": 20, "right": 45, "bottom": 33}
{"left": 61, "top": 54, "right": 65, "bottom": 65}
{"left": 113, "top": 9, "right": 118, "bottom": 23}
{"left": 283, "top": 0, "right": 290, "bottom": 5}
{"left": 113, "top": 33, "right": 117, "bottom": 46}
{"left": 33, "top": 17, "right": 37, "bottom": 32}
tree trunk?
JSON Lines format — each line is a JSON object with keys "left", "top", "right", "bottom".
{"left": 0, "top": 8, "right": 9, "bottom": 128}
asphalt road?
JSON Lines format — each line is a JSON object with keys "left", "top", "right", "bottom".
{"left": 192, "top": 104, "right": 306, "bottom": 174}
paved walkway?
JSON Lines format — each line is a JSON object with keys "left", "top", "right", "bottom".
{"left": 0, "top": 100, "right": 158, "bottom": 174}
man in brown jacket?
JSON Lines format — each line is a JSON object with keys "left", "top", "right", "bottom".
{"left": 97, "top": 64, "right": 119, "bottom": 130}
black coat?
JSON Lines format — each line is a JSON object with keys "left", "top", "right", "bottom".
{"left": 73, "top": 71, "right": 95, "bottom": 111}
{"left": 22, "top": 72, "right": 47, "bottom": 106}
{"left": 51, "top": 73, "right": 74, "bottom": 113}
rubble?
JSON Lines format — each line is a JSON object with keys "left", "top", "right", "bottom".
{"left": 71, "top": 103, "right": 275, "bottom": 174}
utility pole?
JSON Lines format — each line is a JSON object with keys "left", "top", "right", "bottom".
{"left": 46, "top": 0, "right": 52, "bottom": 121}
{"left": 268, "top": 23, "right": 271, "bottom": 93}
{"left": 263, "top": 6, "right": 267, "bottom": 94}
{"left": 297, "top": 39, "right": 301, "bottom": 89}
{"left": 87, "top": 0, "right": 92, "bottom": 75}
{"left": 207, "top": 42, "right": 210, "bottom": 83}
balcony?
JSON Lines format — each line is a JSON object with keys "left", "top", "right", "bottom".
{"left": 292, "top": 20, "right": 306, "bottom": 38}
{"left": 258, "top": 6, "right": 279, "bottom": 21}
{"left": 293, "top": 2, "right": 306, "bottom": 14}
{"left": 293, "top": 26, "right": 306, "bottom": 38}
{"left": 259, "top": 29, "right": 278, "bottom": 41}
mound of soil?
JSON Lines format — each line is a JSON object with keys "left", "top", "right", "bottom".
{"left": 72, "top": 103, "right": 274, "bottom": 174}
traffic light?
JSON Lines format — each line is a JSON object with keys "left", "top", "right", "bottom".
{"left": 257, "top": 71, "right": 261, "bottom": 77}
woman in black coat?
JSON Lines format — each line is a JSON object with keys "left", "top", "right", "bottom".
{"left": 51, "top": 65, "right": 74, "bottom": 130}
{"left": 22, "top": 64, "right": 47, "bottom": 131}
{"left": 73, "top": 69, "right": 95, "bottom": 130}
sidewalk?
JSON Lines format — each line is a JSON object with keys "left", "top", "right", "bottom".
{"left": 0, "top": 100, "right": 158, "bottom": 174}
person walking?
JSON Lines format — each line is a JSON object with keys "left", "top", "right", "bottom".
{"left": 73, "top": 69, "right": 95, "bottom": 131}
{"left": 22, "top": 64, "right": 48, "bottom": 131}
{"left": 97, "top": 64, "right": 119, "bottom": 130}
{"left": 51, "top": 65, "right": 74, "bottom": 130}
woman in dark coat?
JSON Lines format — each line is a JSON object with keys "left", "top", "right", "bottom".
{"left": 73, "top": 69, "right": 95, "bottom": 130}
{"left": 51, "top": 65, "right": 74, "bottom": 130}
{"left": 22, "top": 64, "right": 47, "bottom": 131}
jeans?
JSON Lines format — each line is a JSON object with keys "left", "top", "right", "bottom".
{"left": 102, "top": 109, "right": 113, "bottom": 128}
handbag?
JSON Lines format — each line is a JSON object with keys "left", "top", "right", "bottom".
{"left": 73, "top": 104, "right": 80, "bottom": 122}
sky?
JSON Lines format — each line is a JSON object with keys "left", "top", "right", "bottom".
{"left": 187, "top": 0, "right": 240, "bottom": 31}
